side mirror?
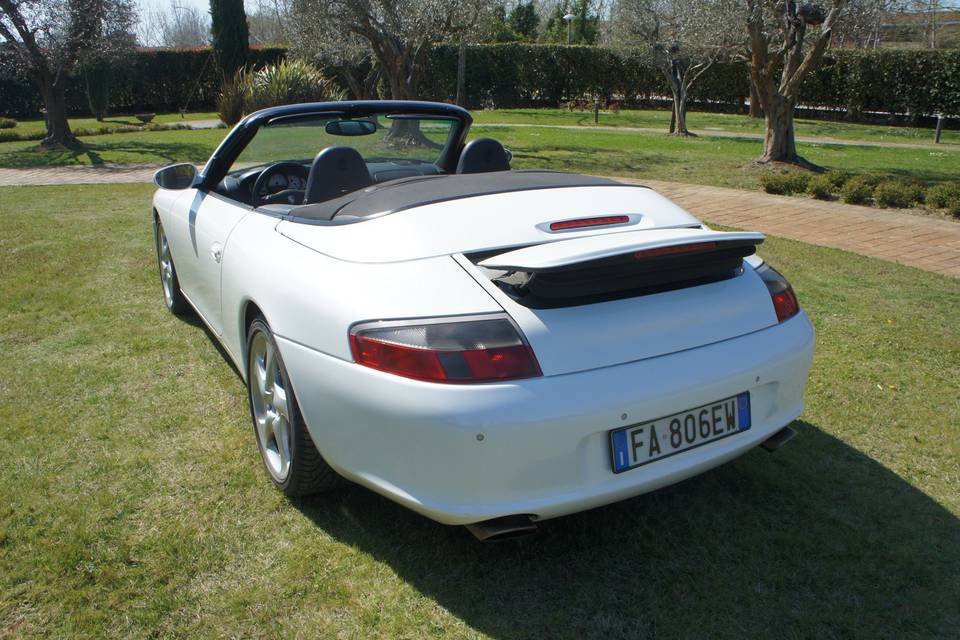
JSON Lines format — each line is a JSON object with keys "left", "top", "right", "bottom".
{"left": 153, "top": 163, "right": 197, "bottom": 190}
{"left": 504, "top": 148, "right": 514, "bottom": 164}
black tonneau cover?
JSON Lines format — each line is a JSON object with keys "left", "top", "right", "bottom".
{"left": 286, "top": 170, "right": 633, "bottom": 222}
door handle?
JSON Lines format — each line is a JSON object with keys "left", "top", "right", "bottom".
{"left": 210, "top": 242, "right": 223, "bottom": 263}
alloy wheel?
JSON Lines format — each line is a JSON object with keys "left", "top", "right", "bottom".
{"left": 248, "top": 331, "right": 293, "bottom": 482}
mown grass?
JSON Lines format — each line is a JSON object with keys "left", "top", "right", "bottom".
{"left": 0, "top": 183, "right": 957, "bottom": 638}
{"left": 471, "top": 108, "right": 960, "bottom": 145}
{"left": 1, "top": 121, "right": 958, "bottom": 196}
{"left": 3, "top": 112, "right": 219, "bottom": 138}
{"left": 475, "top": 124, "right": 960, "bottom": 190}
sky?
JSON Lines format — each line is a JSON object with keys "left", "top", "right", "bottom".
{"left": 137, "top": 0, "right": 211, "bottom": 15}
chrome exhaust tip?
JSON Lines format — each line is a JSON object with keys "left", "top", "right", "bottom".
{"left": 465, "top": 515, "right": 538, "bottom": 541}
{"left": 760, "top": 425, "right": 797, "bottom": 452}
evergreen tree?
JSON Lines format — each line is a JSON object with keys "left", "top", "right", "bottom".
{"left": 508, "top": 1, "right": 539, "bottom": 40}
{"left": 542, "top": 0, "right": 599, "bottom": 44}
{"left": 210, "top": 0, "right": 249, "bottom": 77}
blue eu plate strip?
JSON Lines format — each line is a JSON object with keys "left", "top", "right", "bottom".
{"left": 737, "top": 392, "right": 752, "bottom": 430}
{"left": 611, "top": 430, "right": 630, "bottom": 472}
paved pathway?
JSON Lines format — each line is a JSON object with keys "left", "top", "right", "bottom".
{"left": 477, "top": 122, "right": 958, "bottom": 151}
{"left": 623, "top": 178, "right": 960, "bottom": 278}
{"left": 0, "top": 164, "right": 161, "bottom": 185}
{"left": 0, "top": 165, "right": 957, "bottom": 277}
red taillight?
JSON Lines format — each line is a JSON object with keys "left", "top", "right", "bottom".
{"left": 756, "top": 263, "right": 800, "bottom": 322}
{"left": 633, "top": 241, "right": 717, "bottom": 260}
{"left": 350, "top": 316, "right": 542, "bottom": 383}
{"left": 549, "top": 215, "right": 630, "bottom": 231}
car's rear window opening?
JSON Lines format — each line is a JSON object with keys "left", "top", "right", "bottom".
{"left": 470, "top": 239, "right": 761, "bottom": 308}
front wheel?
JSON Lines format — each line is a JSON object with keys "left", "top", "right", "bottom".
{"left": 246, "top": 318, "right": 341, "bottom": 496}
{"left": 154, "top": 218, "right": 191, "bottom": 316}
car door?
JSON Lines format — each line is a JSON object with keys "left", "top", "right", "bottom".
{"left": 165, "top": 189, "right": 248, "bottom": 335}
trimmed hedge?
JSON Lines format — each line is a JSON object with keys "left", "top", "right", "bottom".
{"left": 0, "top": 46, "right": 286, "bottom": 118}
{"left": 1, "top": 44, "right": 959, "bottom": 123}
{"left": 423, "top": 44, "right": 960, "bottom": 120}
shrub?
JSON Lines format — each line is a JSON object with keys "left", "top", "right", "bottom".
{"left": 217, "top": 71, "right": 246, "bottom": 126}
{"left": 760, "top": 171, "right": 811, "bottom": 195}
{"left": 857, "top": 173, "right": 889, "bottom": 187}
{"left": 873, "top": 180, "right": 924, "bottom": 208}
{"left": 218, "top": 60, "right": 344, "bottom": 126}
{"left": 0, "top": 129, "right": 41, "bottom": 142}
{"left": 840, "top": 176, "right": 876, "bottom": 205}
{"left": 0, "top": 116, "right": 16, "bottom": 129}
{"left": 824, "top": 169, "right": 850, "bottom": 188}
{"left": 926, "top": 182, "right": 960, "bottom": 217}
{"left": 243, "top": 59, "right": 344, "bottom": 113}
{"left": 807, "top": 174, "right": 836, "bottom": 200}
{"left": 81, "top": 59, "right": 111, "bottom": 121}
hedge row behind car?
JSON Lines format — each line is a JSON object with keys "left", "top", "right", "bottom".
{"left": 2, "top": 45, "right": 960, "bottom": 125}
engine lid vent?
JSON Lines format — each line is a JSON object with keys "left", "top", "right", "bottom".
{"left": 473, "top": 231, "right": 763, "bottom": 309}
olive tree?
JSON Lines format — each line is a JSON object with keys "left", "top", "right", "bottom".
{"left": 0, "top": 0, "right": 135, "bottom": 147}
{"left": 290, "top": 13, "right": 381, "bottom": 100}
{"left": 746, "top": 0, "right": 844, "bottom": 165}
{"left": 289, "top": 0, "right": 489, "bottom": 101}
{"left": 609, "top": 0, "right": 742, "bottom": 136}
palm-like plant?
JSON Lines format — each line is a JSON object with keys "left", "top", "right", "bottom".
{"left": 217, "top": 59, "right": 345, "bottom": 125}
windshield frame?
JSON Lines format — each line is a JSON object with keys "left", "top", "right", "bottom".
{"left": 198, "top": 101, "right": 472, "bottom": 191}
{"left": 228, "top": 112, "right": 462, "bottom": 176}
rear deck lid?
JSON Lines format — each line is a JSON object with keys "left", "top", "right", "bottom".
{"left": 277, "top": 184, "right": 700, "bottom": 263}
{"left": 479, "top": 228, "right": 764, "bottom": 270}
{"left": 460, "top": 228, "right": 778, "bottom": 375}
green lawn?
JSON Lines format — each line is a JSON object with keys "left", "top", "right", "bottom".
{"left": 0, "top": 128, "right": 226, "bottom": 168}
{"left": 3, "top": 111, "right": 220, "bottom": 137}
{"left": 1, "top": 183, "right": 957, "bottom": 638}
{"left": 1, "top": 120, "right": 958, "bottom": 196}
{"left": 471, "top": 108, "right": 960, "bottom": 146}
{"left": 477, "top": 124, "right": 960, "bottom": 190}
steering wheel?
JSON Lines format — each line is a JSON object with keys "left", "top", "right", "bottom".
{"left": 252, "top": 162, "right": 309, "bottom": 207}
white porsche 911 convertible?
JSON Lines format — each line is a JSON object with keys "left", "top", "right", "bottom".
{"left": 152, "top": 101, "right": 814, "bottom": 540}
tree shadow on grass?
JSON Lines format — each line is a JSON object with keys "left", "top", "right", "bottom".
{"left": 0, "top": 139, "right": 213, "bottom": 169}
{"left": 292, "top": 420, "right": 959, "bottom": 639}
{"left": 509, "top": 148, "right": 682, "bottom": 177}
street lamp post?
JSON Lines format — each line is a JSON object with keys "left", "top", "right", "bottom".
{"left": 563, "top": 13, "right": 576, "bottom": 44}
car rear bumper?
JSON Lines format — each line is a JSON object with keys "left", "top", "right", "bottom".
{"left": 277, "top": 311, "right": 815, "bottom": 525}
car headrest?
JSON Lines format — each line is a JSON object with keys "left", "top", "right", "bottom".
{"left": 304, "top": 146, "right": 373, "bottom": 204}
{"left": 456, "top": 138, "right": 511, "bottom": 174}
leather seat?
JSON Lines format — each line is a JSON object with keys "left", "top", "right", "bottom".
{"left": 304, "top": 146, "right": 373, "bottom": 204}
{"left": 456, "top": 138, "right": 511, "bottom": 174}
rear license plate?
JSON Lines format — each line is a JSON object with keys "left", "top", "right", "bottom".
{"left": 609, "top": 393, "right": 751, "bottom": 474}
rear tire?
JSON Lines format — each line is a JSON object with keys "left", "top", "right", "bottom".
{"left": 246, "top": 318, "right": 341, "bottom": 496}
{"left": 154, "top": 218, "right": 191, "bottom": 316}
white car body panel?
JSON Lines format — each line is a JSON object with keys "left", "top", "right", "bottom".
{"left": 153, "top": 164, "right": 815, "bottom": 527}
{"left": 276, "top": 312, "right": 813, "bottom": 524}
{"left": 160, "top": 190, "right": 248, "bottom": 335}
{"left": 478, "top": 228, "right": 765, "bottom": 270}
{"left": 456, "top": 253, "right": 780, "bottom": 375}
{"left": 277, "top": 186, "right": 700, "bottom": 263}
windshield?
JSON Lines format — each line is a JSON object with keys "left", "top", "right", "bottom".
{"left": 230, "top": 113, "right": 458, "bottom": 172}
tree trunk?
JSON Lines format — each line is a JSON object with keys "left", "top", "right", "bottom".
{"left": 748, "top": 78, "right": 763, "bottom": 118}
{"left": 383, "top": 74, "right": 440, "bottom": 149}
{"left": 39, "top": 73, "right": 79, "bottom": 148}
{"left": 673, "top": 95, "right": 690, "bottom": 136}
{"left": 668, "top": 86, "right": 691, "bottom": 136}
{"left": 455, "top": 39, "right": 466, "bottom": 106}
{"left": 759, "top": 94, "right": 805, "bottom": 164}
{"left": 657, "top": 60, "right": 692, "bottom": 137}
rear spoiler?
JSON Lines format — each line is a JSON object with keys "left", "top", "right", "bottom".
{"left": 478, "top": 228, "right": 765, "bottom": 271}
